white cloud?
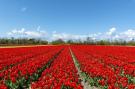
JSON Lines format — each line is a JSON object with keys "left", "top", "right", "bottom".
{"left": 51, "top": 32, "right": 87, "bottom": 41}
{"left": 106, "top": 27, "right": 116, "bottom": 36}
{"left": 6, "top": 27, "right": 135, "bottom": 41}
{"left": 104, "top": 28, "right": 135, "bottom": 41}
{"left": 119, "top": 29, "right": 135, "bottom": 40}
{"left": 50, "top": 27, "right": 135, "bottom": 41}
{"left": 122, "top": 29, "right": 135, "bottom": 37}
{"left": 7, "top": 27, "right": 47, "bottom": 38}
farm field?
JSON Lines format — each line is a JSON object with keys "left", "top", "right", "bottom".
{"left": 0, "top": 45, "right": 53, "bottom": 48}
{"left": 0, "top": 45, "right": 135, "bottom": 89}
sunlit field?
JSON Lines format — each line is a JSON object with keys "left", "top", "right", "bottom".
{"left": 0, "top": 45, "right": 135, "bottom": 89}
{"left": 1, "top": 0, "right": 135, "bottom": 89}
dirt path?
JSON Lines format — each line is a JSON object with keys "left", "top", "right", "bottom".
{"left": 0, "top": 45, "right": 55, "bottom": 48}
{"left": 69, "top": 48, "right": 99, "bottom": 89}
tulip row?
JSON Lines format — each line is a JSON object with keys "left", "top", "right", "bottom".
{"left": 71, "top": 45, "right": 135, "bottom": 89}
{"left": 0, "top": 46, "right": 63, "bottom": 88}
{"left": 31, "top": 47, "right": 83, "bottom": 89}
{"left": 0, "top": 46, "right": 54, "bottom": 71}
{"left": 0, "top": 45, "right": 135, "bottom": 89}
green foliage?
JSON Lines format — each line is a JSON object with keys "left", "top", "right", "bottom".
{"left": 61, "top": 85, "right": 74, "bottom": 89}
{"left": 4, "top": 49, "right": 62, "bottom": 89}
{"left": 51, "top": 39, "right": 65, "bottom": 45}
{"left": 5, "top": 77, "right": 27, "bottom": 89}
{"left": 1, "top": 37, "right": 135, "bottom": 46}
{"left": 0, "top": 38, "right": 48, "bottom": 45}
{"left": 126, "top": 75, "right": 135, "bottom": 84}
{"left": 81, "top": 72, "right": 101, "bottom": 87}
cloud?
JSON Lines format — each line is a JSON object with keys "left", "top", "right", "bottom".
{"left": 52, "top": 32, "right": 78, "bottom": 40}
{"left": 51, "top": 27, "right": 135, "bottom": 41}
{"left": 50, "top": 27, "right": 117, "bottom": 41}
{"left": 104, "top": 28, "right": 135, "bottom": 41}
{"left": 51, "top": 31, "right": 88, "bottom": 41}
{"left": 21, "top": 7, "right": 27, "bottom": 12}
{"left": 122, "top": 29, "right": 135, "bottom": 37}
{"left": 106, "top": 27, "right": 116, "bottom": 36}
{"left": 6, "top": 27, "right": 135, "bottom": 41}
{"left": 119, "top": 29, "right": 135, "bottom": 40}
{"left": 7, "top": 27, "right": 47, "bottom": 38}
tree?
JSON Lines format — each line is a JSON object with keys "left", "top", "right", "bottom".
{"left": 51, "top": 39, "right": 65, "bottom": 45}
{"left": 0, "top": 38, "right": 48, "bottom": 45}
{"left": 66, "top": 39, "right": 74, "bottom": 44}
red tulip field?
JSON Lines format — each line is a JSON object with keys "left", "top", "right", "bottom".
{"left": 0, "top": 45, "right": 135, "bottom": 89}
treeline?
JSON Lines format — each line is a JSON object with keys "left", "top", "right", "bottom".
{"left": 0, "top": 38, "right": 48, "bottom": 46}
{"left": 50, "top": 37, "right": 135, "bottom": 46}
{"left": 1, "top": 37, "right": 135, "bottom": 46}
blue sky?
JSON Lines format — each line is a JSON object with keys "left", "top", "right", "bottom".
{"left": 0, "top": 0, "right": 135, "bottom": 40}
